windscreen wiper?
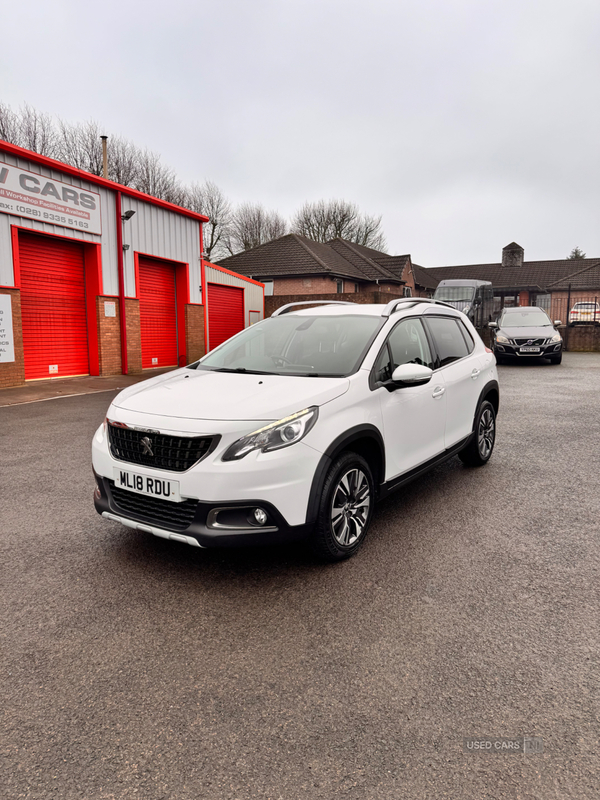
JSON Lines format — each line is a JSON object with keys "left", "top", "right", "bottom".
{"left": 212, "top": 367, "right": 276, "bottom": 375}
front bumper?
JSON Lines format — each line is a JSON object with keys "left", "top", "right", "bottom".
{"left": 495, "top": 342, "right": 562, "bottom": 358}
{"left": 92, "top": 417, "right": 321, "bottom": 548}
{"left": 93, "top": 471, "right": 312, "bottom": 548}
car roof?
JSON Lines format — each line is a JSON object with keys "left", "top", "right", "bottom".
{"left": 291, "top": 304, "right": 387, "bottom": 317}
{"left": 287, "top": 301, "right": 461, "bottom": 319}
{"left": 502, "top": 307, "right": 547, "bottom": 313}
{"left": 437, "top": 279, "right": 491, "bottom": 287}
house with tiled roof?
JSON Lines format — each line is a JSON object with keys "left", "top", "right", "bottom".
{"left": 424, "top": 242, "right": 600, "bottom": 310}
{"left": 217, "top": 234, "right": 434, "bottom": 298}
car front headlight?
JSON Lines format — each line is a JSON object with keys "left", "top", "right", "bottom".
{"left": 222, "top": 407, "right": 319, "bottom": 461}
{"left": 496, "top": 334, "right": 511, "bottom": 344}
{"left": 549, "top": 333, "right": 562, "bottom": 343}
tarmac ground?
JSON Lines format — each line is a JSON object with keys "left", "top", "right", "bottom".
{"left": 2, "top": 353, "right": 599, "bottom": 799}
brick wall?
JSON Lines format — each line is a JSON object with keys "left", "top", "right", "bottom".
{"left": 124, "top": 299, "right": 142, "bottom": 374}
{"left": 0, "top": 289, "right": 25, "bottom": 389}
{"left": 273, "top": 276, "right": 344, "bottom": 295}
{"left": 185, "top": 304, "right": 205, "bottom": 363}
{"left": 265, "top": 291, "right": 404, "bottom": 317}
{"left": 96, "top": 297, "right": 122, "bottom": 376}
{"left": 562, "top": 324, "right": 600, "bottom": 352}
{"left": 271, "top": 276, "right": 409, "bottom": 295}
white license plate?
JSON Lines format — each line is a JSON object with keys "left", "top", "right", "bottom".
{"left": 520, "top": 347, "right": 540, "bottom": 353}
{"left": 113, "top": 468, "right": 181, "bottom": 502}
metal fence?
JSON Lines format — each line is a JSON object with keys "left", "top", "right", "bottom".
{"left": 544, "top": 294, "right": 600, "bottom": 327}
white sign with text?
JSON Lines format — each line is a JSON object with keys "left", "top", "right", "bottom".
{"left": 0, "top": 294, "right": 15, "bottom": 363}
{"left": 0, "top": 162, "right": 102, "bottom": 235}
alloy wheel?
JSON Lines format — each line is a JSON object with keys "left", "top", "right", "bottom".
{"left": 478, "top": 408, "right": 495, "bottom": 459}
{"left": 330, "top": 468, "right": 371, "bottom": 547}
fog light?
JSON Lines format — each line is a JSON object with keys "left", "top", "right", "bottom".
{"left": 253, "top": 508, "right": 268, "bottom": 526}
{"left": 94, "top": 480, "right": 102, "bottom": 500}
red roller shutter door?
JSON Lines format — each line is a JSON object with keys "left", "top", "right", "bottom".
{"left": 138, "top": 258, "right": 178, "bottom": 368}
{"left": 208, "top": 283, "right": 245, "bottom": 349}
{"left": 19, "top": 233, "right": 89, "bottom": 380}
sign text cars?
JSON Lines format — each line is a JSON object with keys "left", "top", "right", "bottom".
{"left": 0, "top": 163, "right": 101, "bottom": 235}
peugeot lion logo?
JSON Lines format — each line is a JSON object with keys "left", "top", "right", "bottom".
{"left": 140, "top": 436, "right": 154, "bottom": 456}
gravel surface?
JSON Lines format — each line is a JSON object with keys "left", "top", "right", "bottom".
{"left": 2, "top": 352, "right": 599, "bottom": 799}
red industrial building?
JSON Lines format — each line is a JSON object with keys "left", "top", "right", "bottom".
{"left": 0, "top": 141, "right": 263, "bottom": 389}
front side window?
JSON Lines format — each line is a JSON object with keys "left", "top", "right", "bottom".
{"left": 425, "top": 316, "right": 470, "bottom": 366}
{"left": 373, "top": 318, "right": 434, "bottom": 384}
{"left": 193, "top": 314, "right": 383, "bottom": 377}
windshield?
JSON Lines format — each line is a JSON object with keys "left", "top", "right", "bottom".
{"left": 573, "top": 303, "right": 598, "bottom": 309}
{"left": 500, "top": 310, "right": 552, "bottom": 327}
{"left": 433, "top": 286, "right": 476, "bottom": 304}
{"left": 191, "top": 314, "right": 383, "bottom": 377}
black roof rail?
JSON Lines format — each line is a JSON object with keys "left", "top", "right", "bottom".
{"left": 382, "top": 297, "right": 456, "bottom": 317}
{"left": 271, "top": 300, "right": 358, "bottom": 317}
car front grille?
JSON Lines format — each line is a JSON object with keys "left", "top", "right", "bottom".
{"left": 513, "top": 338, "right": 546, "bottom": 346}
{"left": 108, "top": 481, "right": 198, "bottom": 531}
{"left": 108, "top": 424, "right": 214, "bottom": 472}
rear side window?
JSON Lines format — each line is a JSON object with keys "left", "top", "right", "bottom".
{"left": 458, "top": 320, "right": 475, "bottom": 353}
{"left": 373, "top": 318, "right": 434, "bottom": 384}
{"left": 425, "top": 317, "right": 470, "bottom": 366}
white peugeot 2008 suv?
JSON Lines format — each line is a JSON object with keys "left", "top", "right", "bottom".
{"left": 92, "top": 298, "right": 499, "bottom": 561}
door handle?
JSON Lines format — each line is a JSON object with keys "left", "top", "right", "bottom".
{"left": 471, "top": 368, "right": 481, "bottom": 379}
{"left": 432, "top": 386, "right": 445, "bottom": 398}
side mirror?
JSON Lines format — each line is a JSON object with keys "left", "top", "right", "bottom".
{"left": 488, "top": 321, "right": 498, "bottom": 329}
{"left": 554, "top": 320, "right": 562, "bottom": 326}
{"left": 391, "top": 363, "right": 433, "bottom": 387}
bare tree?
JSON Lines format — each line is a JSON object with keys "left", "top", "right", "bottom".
{"left": 227, "top": 203, "right": 288, "bottom": 254}
{"left": 186, "top": 181, "right": 233, "bottom": 261}
{"left": 17, "top": 103, "right": 58, "bottom": 157}
{"left": 57, "top": 118, "right": 104, "bottom": 174}
{"left": 107, "top": 136, "right": 139, "bottom": 186}
{"left": 134, "top": 149, "right": 184, "bottom": 203}
{"left": 292, "top": 199, "right": 386, "bottom": 250}
{"left": 0, "top": 102, "right": 21, "bottom": 145}
{"left": 567, "top": 246, "right": 586, "bottom": 259}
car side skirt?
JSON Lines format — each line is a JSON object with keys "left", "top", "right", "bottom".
{"left": 378, "top": 433, "right": 474, "bottom": 500}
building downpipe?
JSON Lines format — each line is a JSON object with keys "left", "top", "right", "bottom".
{"left": 116, "top": 191, "right": 128, "bottom": 374}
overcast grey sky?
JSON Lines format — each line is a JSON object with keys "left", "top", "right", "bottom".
{"left": 2, "top": 0, "right": 599, "bottom": 265}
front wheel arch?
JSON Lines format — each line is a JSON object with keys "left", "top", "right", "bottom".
{"left": 306, "top": 426, "right": 385, "bottom": 524}
{"left": 310, "top": 451, "right": 375, "bottom": 562}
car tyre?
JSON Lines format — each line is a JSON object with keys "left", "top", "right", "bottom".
{"left": 458, "top": 400, "right": 496, "bottom": 467}
{"left": 549, "top": 353, "right": 562, "bottom": 364}
{"left": 311, "top": 452, "right": 375, "bottom": 562}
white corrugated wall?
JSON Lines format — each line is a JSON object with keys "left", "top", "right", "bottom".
{"left": 0, "top": 151, "right": 118, "bottom": 292}
{"left": 121, "top": 197, "right": 202, "bottom": 301}
{"left": 0, "top": 151, "right": 203, "bottom": 300}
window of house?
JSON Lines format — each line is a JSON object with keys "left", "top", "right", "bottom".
{"left": 263, "top": 281, "right": 274, "bottom": 296}
{"left": 336, "top": 280, "right": 344, "bottom": 293}
{"left": 354, "top": 283, "right": 359, "bottom": 293}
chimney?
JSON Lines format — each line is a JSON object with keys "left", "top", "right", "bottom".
{"left": 502, "top": 242, "right": 524, "bottom": 267}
